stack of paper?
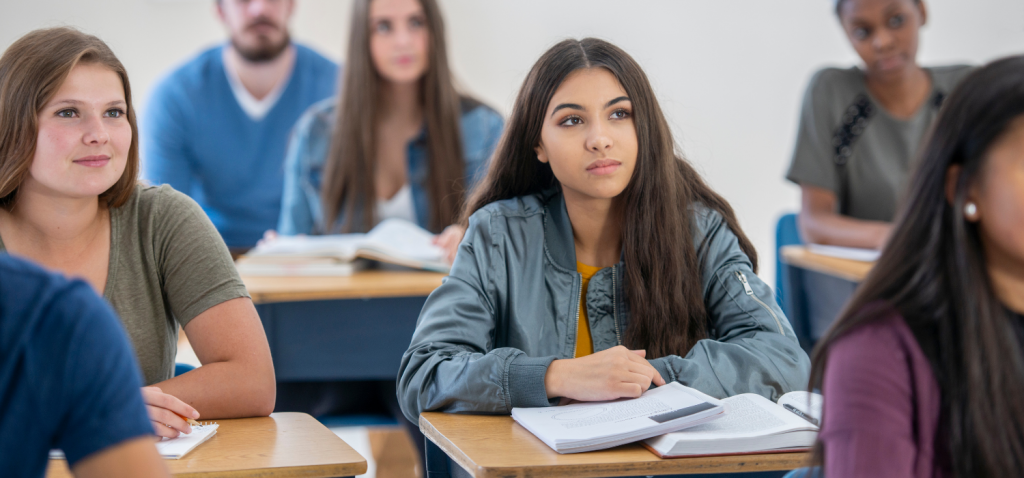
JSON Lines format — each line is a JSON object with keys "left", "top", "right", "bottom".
{"left": 51, "top": 423, "right": 219, "bottom": 460}
{"left": 511, "top": 382, "right": 725, "bottom": 454}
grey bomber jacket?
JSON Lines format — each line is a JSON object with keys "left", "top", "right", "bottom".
{"left": 397, "top": 189, "right": 810, "bottom": 423}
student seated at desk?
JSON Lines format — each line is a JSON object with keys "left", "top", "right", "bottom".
{"left": 0, "top": 254, "right": 169, "bottom": 478}
{"left": 807, "top": 56, "right": 1024, "bottom": 477}
{"left": 276, "top": 0, "right": 503, "bottom": 263}
{"left": 0, "top": 28, "right": 275, "bottom": 438}
{"left": 786, "top": 0, "right": 972, "bottom": 249}
{"left": 398, "top": 38, "right": 810, "bottom": 421}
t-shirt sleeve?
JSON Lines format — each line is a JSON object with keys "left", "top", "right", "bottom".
{"left": 786, "top": 69, "right": 840, "bottom": 193}
{"left": 53, "top": 281, "right": 153, "bottom": 466}
{"left": 151, "top": 186, "right": 250, "bottom": 326}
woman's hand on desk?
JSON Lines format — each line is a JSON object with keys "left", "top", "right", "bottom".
{"left": 141, "top": 386, "right": 200, "bottom": 438}
{"left": 433, "top": 224, "right": 465, "bottom": 264}
{"left": 544, "top": 346, "right": 666, "bottom": 401}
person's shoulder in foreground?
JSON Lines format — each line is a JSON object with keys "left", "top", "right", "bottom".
{"left": 819, "top": 302, "right": 945, "bottom": 478}
{"left": 0, "top": 254, "right": 168, "bottom": 478}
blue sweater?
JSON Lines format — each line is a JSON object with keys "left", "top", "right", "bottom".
{"left": 142, "top": 44, "right": 338, "bottom": 248}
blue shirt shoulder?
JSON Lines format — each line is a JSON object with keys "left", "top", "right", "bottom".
{"left": 142, "top": 43, "right": 339, "bottom": 248}
{"left": 0, "top": 255, "right": 152, "bottom": 477}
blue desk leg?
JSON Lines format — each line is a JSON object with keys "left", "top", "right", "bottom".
{"left": 425, "top": 438, "right": 452, "bottom": 478}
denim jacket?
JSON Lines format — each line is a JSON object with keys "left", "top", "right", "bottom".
{"left": 277, "top": 97, "right": 504, "bottom": 234}
{"left": 397, "top": 189, "right": 810, "bottom": 422}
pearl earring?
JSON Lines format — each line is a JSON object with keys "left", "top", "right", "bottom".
{"left": 964, "top": 202, "right": 977, "bottom": 217}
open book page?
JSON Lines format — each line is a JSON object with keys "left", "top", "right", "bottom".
{"left": 512, "top": 382, "right": 724, "bottom": 449}
{"left": 778, "top": 391, "right": 823, "bottom": 423}
{"left": 807, "top": 244, "right": 880, "bottom": 262}
{"left": 360, "top": 219, "right": 446, "bottom": 264}
{"left": 654, "top": 394, "right": 813, "bottom": 441}
{"left": 245, "top": 234, "right": 364, "bottom": 260}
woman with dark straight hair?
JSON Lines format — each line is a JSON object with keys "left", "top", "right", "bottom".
{"left": 398, "top": 38, "right": 809, "bottom": 421}
{"left": 277, "top": 0, "right": 503, "bottom": 262}
{"left": 805, "top": 55, "right": 1024, "bottom": 477}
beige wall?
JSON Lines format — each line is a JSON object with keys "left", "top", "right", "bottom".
{"left": 3, "top": 0, "right": 1024, "bottom": 285}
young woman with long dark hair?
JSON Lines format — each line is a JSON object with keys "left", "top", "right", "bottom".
{"left": 277, "top": 0, "right": 503, "bottom": 262}
{"left": 398, "top": 38, "right": 809, "bottom": 420}
{"left": 786, "top": 0, "right": 972, "bottom": 249}
{"left": 806, "top": 55, "right": 1024, "bottom": 477}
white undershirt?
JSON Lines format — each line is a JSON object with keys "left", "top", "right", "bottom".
{"left": 223, "top": 49, "right": 291, "bottom": 121}
{"left": 376, "top": 183, "right": 417, "bottom": 223}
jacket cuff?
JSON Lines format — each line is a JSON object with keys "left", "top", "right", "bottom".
{"left": 507, "top": 354, "right": 558, "bottom": 408}
{"left": 649, "top": 357, "right": 677, "bottom": 385}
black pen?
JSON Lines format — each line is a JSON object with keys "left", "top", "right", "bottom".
{"left": 783, "top": 404, "right": 819, "bottom": 426}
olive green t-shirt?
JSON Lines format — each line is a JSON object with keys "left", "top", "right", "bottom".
{"left": 786, "top": 65, "right": 973, "bottom": 221}
{"left": 0, "top": 184, "right": 249, "bottom": 385}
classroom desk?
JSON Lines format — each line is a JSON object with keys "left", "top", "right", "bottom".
{"left": 241, "top": 270, "right": 446, "bottom": 381}
{"left": 779, "top": 245, "right": 875, "bottom": 347}
{"left": 419, "top": 412, "right": 809, "bottom": 478}
{"left": 45, "top": 412, "right": 367, "bottom": 478}
{"left": 778, "top": 246, "right": 872, "bottom": 283}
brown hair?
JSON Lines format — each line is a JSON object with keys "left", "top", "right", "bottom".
{"left": 0, "top": 27, "right": 139, "bottom": 209}
{"left": 809, "top": 55, "right": 1024, "bottom": 476}
{"left": 465, "top": 38, "right": 758, "bottom": 358}
{"left": 321, "top": 0, "right": 467, "bottom": 233}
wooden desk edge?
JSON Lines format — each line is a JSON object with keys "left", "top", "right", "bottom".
{"left": 420, "top": 414, "right": 810, "bottom": 478}
{"left": 779, "top": 245, "right": 870, "bottom": 283}
{"left": 249, "top": 288, "right": 438, "bottom": 304}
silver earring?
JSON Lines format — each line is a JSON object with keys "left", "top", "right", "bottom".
{"left": 964, "top": 202, "right": 977, "bottom": 217}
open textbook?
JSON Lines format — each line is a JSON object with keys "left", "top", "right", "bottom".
{"left": 511, "top": 382, "right": 725, "bottom": 454}
{"left": 237, "top": 218, "right": 449, "bottom": 275}
{"left": 51, "top": 423, "right": 219, "bottom": 460}
{"left": 644, "top": 391, "right": 821, "bottom": 457}
{"left": 807, "top": 244, "right": 880, "bottom": 262}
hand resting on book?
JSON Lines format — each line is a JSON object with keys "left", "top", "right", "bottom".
{"left": 544, "top": 346, "right": 666, "bottom": 401}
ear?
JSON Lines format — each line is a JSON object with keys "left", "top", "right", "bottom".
{"left": 917, "top": 0, "right": 928, "bottom": 27}
{"left": 534, "top": 142, "right": 549, "bottom": 164}
{"left": 215, "top": 1, "right": 227, "bottom": 24}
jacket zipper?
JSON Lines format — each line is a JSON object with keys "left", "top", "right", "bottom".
{"left": 612, "top": 265, "right": 622, "bottom": 345}
{"left": 573, "top": 273, "right": 583, "bottom": 358}
{"left": 734, "top": 271, "right": 784, "bottom": 336}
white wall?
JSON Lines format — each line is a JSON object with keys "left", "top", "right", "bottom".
{"left": 3, "top": 0, "right": 1023, "bottom": 286}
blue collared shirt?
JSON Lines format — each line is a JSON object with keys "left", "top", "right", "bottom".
{"left": 278, "top": 97, "right": 504, "bottom": 234}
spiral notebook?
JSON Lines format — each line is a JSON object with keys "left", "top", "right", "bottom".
{"left": 50, "top": 423, "right": 219, "bottom": 460}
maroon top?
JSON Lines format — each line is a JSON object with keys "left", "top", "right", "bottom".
{"left": 820, "top": 307, "right": 948, "bottom": 478}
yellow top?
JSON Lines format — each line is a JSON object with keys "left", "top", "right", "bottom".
{"left": 575, "top": 262, "right": 602, "bottom": 358}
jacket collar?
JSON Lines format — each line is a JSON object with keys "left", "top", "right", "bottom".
{"left": 542, "top": 188, "right": 577, "bottom": 271}
{"left": 541, "top": 187, "right": 627, "bottom": 271}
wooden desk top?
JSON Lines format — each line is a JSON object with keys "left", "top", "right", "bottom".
{"left": 46, "top": 412, "right": 366, "bottom": 478}
{"left": 420, "top": 412, "right": 810, "bottom": 478}
{"left": 241, "top": 270, "right": 446, "bottom": 304}
{"left": 779, "top": 245, "right": 874, "bottom": 283}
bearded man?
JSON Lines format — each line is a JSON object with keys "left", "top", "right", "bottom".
{"left": 142, "top": 0, "right": 338, "bottom": 252}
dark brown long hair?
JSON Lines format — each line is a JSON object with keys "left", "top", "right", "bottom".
{"left": 810, "top": 55, "right": 1024, "bottom": 476}
{"left": 465, "top": 38, "right": 758, "bottom": 358}
{"left": 0, "top": 27, "right": 139, "bottom": 209}
{"left": 321, "top": 0, "right": 466, "bottom": 233}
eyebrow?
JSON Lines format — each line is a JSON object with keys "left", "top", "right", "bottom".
{"left": 550, "top": 96, "right": 630, "bottom": 118}
{"left": 49, "top": 99, "right": 127, "bottom": 108}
